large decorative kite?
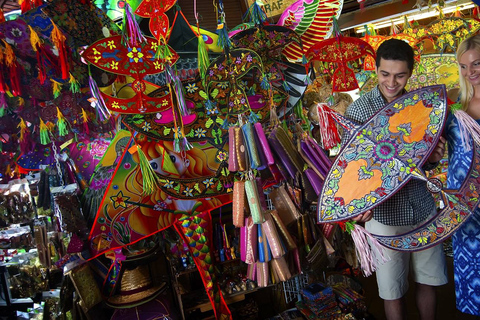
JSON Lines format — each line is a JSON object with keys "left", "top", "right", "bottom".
{"left": 317, "top": 85, "right": 447, "bottom": 222}
{"left": 316, "top": 84, "right": 480, "bottom": 251}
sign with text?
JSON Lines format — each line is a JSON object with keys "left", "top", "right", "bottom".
{"left": 246, "top": 0, "right": 297, "bottom": 18}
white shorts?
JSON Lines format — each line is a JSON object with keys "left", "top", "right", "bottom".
{"left": 366, "top": 211, "right": 448, "bottom": 300}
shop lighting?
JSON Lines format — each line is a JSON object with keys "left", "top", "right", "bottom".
{"left": 342, "top": 0, "right": 475, "bottom": 33}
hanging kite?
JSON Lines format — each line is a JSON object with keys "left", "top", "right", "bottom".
{"left": 306, "top": 33, "right": 375, "bottom": 92}
{"left": 277, "top": 0, "right": 343, "bottom": 62}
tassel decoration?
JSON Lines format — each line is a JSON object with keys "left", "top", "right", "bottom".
{"left": 260, "top": 76, "right": 270, "bottom": 90}
{"left": 452, "top": 107, "right": 480, "bottom": 152}
{"left": 244, "top": 1, "right": 267, "bottom": 25}
{"left": 197, "top": 34, "right": 210, "bottom": 85}
{"left": 18, "top": 117, "right": 33, "bottom": 154}
{"left": 81, "top": 108, "right": 90, "bottom": 135}
{"left": 18, "top": 117, "right": 28, "bottom": 142}
{"left": 56, "top": 107, "right": 68, "bottom": 136}
{"left": 50, "top": 79, "right": 62, "bottom": 98}
{"left": 19, "top": 0, "right": 32, "bottom": 14}
{"left": 316, "top": 103, "right": 341, "bottom": 150}
{"left": 50, "top": 20, "right": 69, "bottom": 80}
{"left": 2, "top": 40, "right": 21, "bottom": 96}
{"left": 39, "top": 118, "right": 51, "bottom": 145}
{"left": 349, "top": 223, "right": 390, "bottom": 277}
{"left": 0, "top": 9, "right": 5, "bottom": 24}
{"left": 28, "top": 25, "right": 47, "bottom": 83}
{"left": 121, "top": 3, "right": 146, "bottom": 47}
{"left": 69, "top": 73, "right": 80, "bottom": 93}
{"left": 0, "top": 92, "right": 5, "bottom": 117}
{"left": 135, "top": 145, "right": 160, "bottom": 195}
{"left": 155, "top": 41, "right": 172, "bottom": 60}
{"left": 88, "top": 75, "right": 110, "bottom": 121}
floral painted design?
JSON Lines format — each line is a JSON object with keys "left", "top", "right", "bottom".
{"left": 318, "top": 85, "right": 447, "bottom": 223}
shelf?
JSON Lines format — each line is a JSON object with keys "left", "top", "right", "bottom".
{"left": 180, "top": 283, "right": 274, "bottom": 314}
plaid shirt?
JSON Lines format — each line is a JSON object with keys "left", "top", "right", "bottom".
{"left": 343, "top": 86, "right": 436, "bottom": 226}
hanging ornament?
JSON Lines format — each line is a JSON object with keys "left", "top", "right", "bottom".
{"left": 56, "top": 107, "right": 69, "bottom": 136}
{"left": 39, "top": 118, "right": 51, "bottom": 145}
{"left": 2, "top": 40, "right": 22, "bottom": 96}
{"left": 50, "top": 79, "right": 62, "bottom": 98}
{"left": 28, "top": 25, "right": 48, "bottom": 84}
{"left": 81, "top": 108, "right": 89, "bottom": 135}
{"left": 0, "top": 9, "right": 5, "bottom": 24}
{"left": 68, "top": 73, "right": 80, "bottom": 93}
{"left": 50, "top": 20, "right": 69, "bottom": 80}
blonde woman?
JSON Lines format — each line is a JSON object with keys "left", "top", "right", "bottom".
{"left": 446, "top": 33, "right": 480, "bottom": 318}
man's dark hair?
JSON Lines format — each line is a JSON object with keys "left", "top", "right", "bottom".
{"left": 375, "top": 39, "right": 414, "bottom": 72}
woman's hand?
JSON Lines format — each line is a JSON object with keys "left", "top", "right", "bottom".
{"left": 428, "top": 136, "right": 447, "bottom": 164}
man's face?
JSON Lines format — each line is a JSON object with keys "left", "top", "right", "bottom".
{"left": 376, "top": 58, "right": 412, "bottom": 103}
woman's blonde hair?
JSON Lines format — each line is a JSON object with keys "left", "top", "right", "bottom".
{"left": 457, "top": 34, "right": 480, "bottom": 110}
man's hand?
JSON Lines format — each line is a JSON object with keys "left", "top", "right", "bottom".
{"left": 352, "top": 210, "right": 373, "bottom": 223}
{"left": 427, "top": 136, "right": 446, "bottom": 164}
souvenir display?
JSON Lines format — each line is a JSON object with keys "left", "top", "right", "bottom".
{"left": 0, "top": 0, "right": 477, "bottom": 319}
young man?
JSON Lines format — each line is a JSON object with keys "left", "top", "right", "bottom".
{"left": 344, "top": 39, "right": 448, "bottom": 320}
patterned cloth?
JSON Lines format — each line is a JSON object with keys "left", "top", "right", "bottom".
{"left": 343, "top": 86, "right": 436, "bottom": 226}
{"left": 445, "top": 113, "right": 480, "bottom": 316}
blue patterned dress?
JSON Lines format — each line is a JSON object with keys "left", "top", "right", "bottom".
{"left": 446, "top": 113, "right": 480, "bottom": 316}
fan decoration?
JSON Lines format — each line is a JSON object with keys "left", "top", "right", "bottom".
{"left": 277, "top": 0, "right": 343, "bottom": 63}
{"left": 134, "top": 0, "right": 176, "bottom": 42}
{"left": 306, "top": 26, "right": 375, "bottom": 92}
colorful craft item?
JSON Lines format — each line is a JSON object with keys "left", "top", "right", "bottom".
{"left": 82, "top": 35, "right": 178, "bottom": 114}
{"left": 317, "top": 85, "right": 448, "bottom": 223}
{"left": 1, "top": 40, "right": 22, "bottom": 96}
{"left": 174, "top": 209, "right": 232, "bottom": 319}
{"left": 134, "top": 0, "right": 177, "bottom": 41}
{"left": 277, "top": 0, "right": 343, "bottom": 62}
{"left": 306, "top": 35, "right": 375, "bottom": 92}
{"left": 50, "top": 20, "right": 69, "bottom": 80}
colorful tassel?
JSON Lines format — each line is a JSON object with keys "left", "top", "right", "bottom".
{"left": 316, "top": 103, "right": 341, "bottom": 150}
{"left": 0, "top": 9, "right": 5, "bottom": 24}
{"left": 56, "top": 107, "right": 68, "bottom": 136}
{"left": 197, "top": 35, "right": 210, "bottom": 84}
{"left": 28, "top": 25, "right": 47, "bottom": 84}
{"left": 2, "top": 40, "right": 21, "bottom": 96}
{"left": 452, "top": 108, "right": 480, "bottom": 152}
{"left": 69, "top": 73, "right": 80, "bottom": 93}
{"left": 50, "top": 79, "right": 62, "bottom": 98}
{"left": 155, "top": 41, "right": 172, "bottom": 60}
{"left": 349, "top": 223, "right": 390, "bottom": 277}
{"left": 81, "top": 108, "right": 90, "bottom": 135}
{"left": 18, "top": 117, "right": 33, "bottom": 154}
{"left": 19, "top": 0, "right": 31, "bottom": 14}
{"left": 18, "top": 117, "right": 28, "bottom": 142}
{"left": 244, "top": 1, "right": 267, "bottom": 25}
{"left": 50, "top": 20, "right": 69, "bottom": 80}
{"left": 135, "top": 145, "right": 160, "bottom": 195}
{"left": 39, "top": 118, "right": 51, "bottom": 145}
{"left": 121, "top": 3, "right": 146, "bottom": 47}
{"left": 88, "top": 75, "right": 110, "bottom": 121}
